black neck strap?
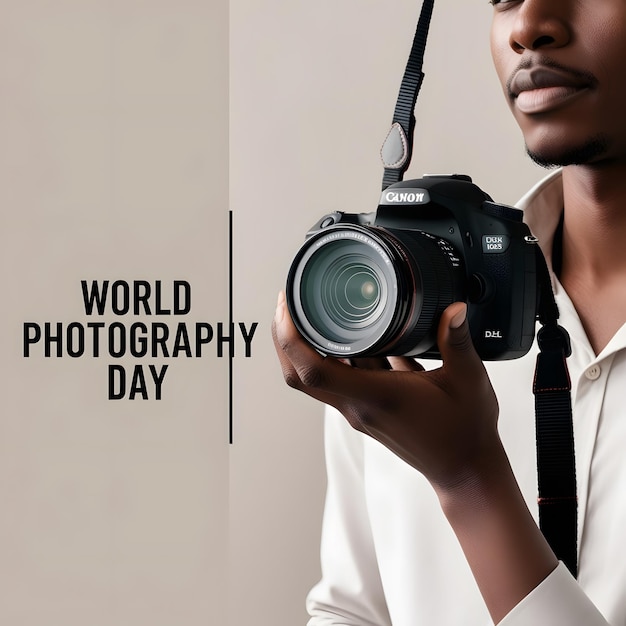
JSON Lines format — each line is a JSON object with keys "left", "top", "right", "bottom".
{"left": 533, "top": 247, "right": 578, "bottom": 577}
{"left": 383, "top": 2, "right": 579, "bottom": 577}
{"left": 380, "top": 0, "right": 434, "bottom": 190}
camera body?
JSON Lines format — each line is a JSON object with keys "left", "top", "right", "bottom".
{"left": 286, "top": 175, "right": 539, "bottom": 361}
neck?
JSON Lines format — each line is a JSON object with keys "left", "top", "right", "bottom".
{"left": 561, "top": 162, "right": 626, "bottom": 274}
{"left": 559, "top": 161, "right": 626, "bottom": 353}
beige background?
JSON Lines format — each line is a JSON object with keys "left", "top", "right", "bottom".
{"left": 1, "top": 2, "right": 228, "bottom": 625}
{"left": 0, "top": 1, "right": 545, "bottom": 625}
{"left": 230, "top": 2, "right": 545, "bottom": 625}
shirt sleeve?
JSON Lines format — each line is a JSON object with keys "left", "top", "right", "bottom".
{"left": 306, "top": 406, "right": 392, "bottom": 626}
{"left": 500, "top": 562, "right": 610, "bottom": 626}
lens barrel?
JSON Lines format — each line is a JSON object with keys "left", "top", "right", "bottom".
{"left": 287, "top": 224, "right": 465, "bottom": 357}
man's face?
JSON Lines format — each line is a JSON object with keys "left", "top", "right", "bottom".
{"left": 490, "top": 0, "right": 626, "bottom": 168}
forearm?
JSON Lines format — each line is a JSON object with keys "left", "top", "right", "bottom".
{"left": 435, "top": 441, "right": 557, "bottom": 625}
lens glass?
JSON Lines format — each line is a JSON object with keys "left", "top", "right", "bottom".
{"left": 322, "top": 257, "right": 381, "bottom": 326}
{"left": 299, "top": 238, "right": 392, "bottom": 344}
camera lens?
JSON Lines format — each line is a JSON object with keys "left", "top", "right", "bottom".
{"left": 287, "top": 225, "right": 464, "bottom": 357}
{"left": 320, "top": 256, "right": 381, "bottom": 326}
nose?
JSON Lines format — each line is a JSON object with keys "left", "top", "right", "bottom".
{"left": 509, "top": 0, "right": 571, "bottom": 53}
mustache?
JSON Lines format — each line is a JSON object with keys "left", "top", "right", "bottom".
{"left": 506, "top": 56, "right": 598, "bottom": 98}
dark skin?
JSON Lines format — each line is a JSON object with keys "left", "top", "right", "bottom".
{"left": 274, "top": 0, "right": 626, "bottom": 622}
{"left": 491, "top": 0, "right": 626, "bottom": 355}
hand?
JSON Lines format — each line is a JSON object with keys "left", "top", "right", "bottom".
{"left": 272, "top": 291, "right": 500, "bottom": 491}
{"left": 274, "top": 292, "right": 563, "bottom": 621}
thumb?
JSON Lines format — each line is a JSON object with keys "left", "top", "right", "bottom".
{"left": 437, "top": 302, "right": 482, "bottom": 376}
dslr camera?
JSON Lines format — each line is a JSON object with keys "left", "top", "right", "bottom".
{"left": 286, "top": 174, "right": 539, "bottom": 360}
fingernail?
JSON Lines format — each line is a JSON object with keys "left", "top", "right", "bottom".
{"left": 450, "top": 303, "right": 467, "bottom": 329}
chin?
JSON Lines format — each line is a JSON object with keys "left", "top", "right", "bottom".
{"left": 525, "top": 135, "right": 610, "bottom": 168}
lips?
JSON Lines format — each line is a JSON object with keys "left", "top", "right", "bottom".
{"left": 509, "top": 65, "right": 594, "bottom": 114}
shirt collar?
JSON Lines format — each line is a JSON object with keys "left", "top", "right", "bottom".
{"left": 515, "top": 168, "right": 564, "bottom": 276}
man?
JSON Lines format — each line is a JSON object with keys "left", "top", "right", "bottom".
{"left": 274, "top": 0, "right": 626, "bottom": 623}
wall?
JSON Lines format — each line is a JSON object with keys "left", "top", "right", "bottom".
{"left": 1, "top": 2, "right": 545, "bottom": 625}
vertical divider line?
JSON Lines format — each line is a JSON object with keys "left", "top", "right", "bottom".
{"left": 229, "top": 210, "right": 234, "bottom": 444}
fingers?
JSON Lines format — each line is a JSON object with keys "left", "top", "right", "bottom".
{"left": 273, "top": 293, "right": 485, "bottom": 429}
{"left": 274, "top": 294, "right": 480, "bottom": 399}
{"left": 272, "top": 292, "right": 399, "bottom": 407}
{"left": 339, "top": 355, "right": 423, "bottom": 373}
{"left": 272, "top": 292, "right": 372, "bottom": 417}
{"left": 272, "top": 294, "right": 397, "bottom": 434}
{"left": 437, "top": 302, "right": 484, "bottom": 381}
{"left": 271, "top": 292, "right": 336, "bottom": 399}
{"left": 387, "top": 356, "right": 424, "bottom": 372}
{"left": 349, "top": 357, "right": 391, "bottom": 370}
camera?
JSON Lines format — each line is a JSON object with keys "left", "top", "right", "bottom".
{"left": 286, "top": 175, "right": 539, "bottom": 360}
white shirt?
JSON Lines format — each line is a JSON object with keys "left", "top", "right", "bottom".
{"left": 307, "top": 170, "right": 621, "bottom": 625}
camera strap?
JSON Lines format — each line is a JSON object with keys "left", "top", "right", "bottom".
{"left": 380, "top": 0, "right": 434, "bottom": 190}
{"left": 533, "top": 246, "right": 578, "bottom": 577}
{"left": 382, "top": 1, "right": 579, "bottom": 577}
